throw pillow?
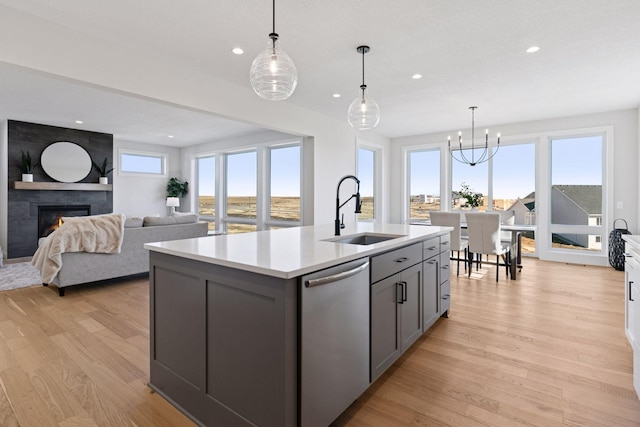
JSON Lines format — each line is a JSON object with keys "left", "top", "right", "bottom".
{"left": 124, "top": 216, "right": 144, "bottom": 228}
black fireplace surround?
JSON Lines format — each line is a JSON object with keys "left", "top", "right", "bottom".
{"left": 7, "top": 121, "right": 113, "bottom": 258}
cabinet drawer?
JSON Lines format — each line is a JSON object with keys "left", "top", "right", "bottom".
{"left": 439, "top": 235, "right": 451, "bottom": 254}
{"left": 371, "top": 242, "right": 422, "bottom": 283}
{"left": 440, "top": 280, "right": 450, "bottom": 314}
{"left": 439, "top": 251, "right": 450, "bottom": 284}
{"left": 422, "top": 237, "right": 440, "bottom": 260}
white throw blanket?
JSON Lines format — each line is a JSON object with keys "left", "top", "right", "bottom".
{"left": 32, "top": 213, "right": 125, "bottom": 284}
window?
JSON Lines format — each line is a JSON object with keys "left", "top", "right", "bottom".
{"left": 550, "top": 135, "right": 603, "bottom": 252}
{"left": 408, "top": 149, "right": 440, "bottom": 220}
{"left": 119, "top": 149, "right": 166, "bottom": 176}
{"left": 451, "top": 150, "right": 487, "bottom": 211}
{"left": 492, "top": 143, "right": 536, "bottom": 253}
{"left": 357, "top": 147, "right": 375, "bottom": 221}
{"left": 197, "top": 156, "right": 215, "bottom": 231}
{"left": 269, "top": 145, "right": 301, "bottom": 223}
{"left": 226, "top": 151, "right": 257, "bottom": 233}
{"left": 195, "top": 140, "right": 303, "bottom": 234}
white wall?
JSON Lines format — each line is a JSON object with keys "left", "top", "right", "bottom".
{"left": 0, "top": 6, "right": 391, "bottom": 229}
{"left": 391, "top": 108, "right": 639, "bottom": 265}
{"left": 113, "top": 139, "right": 182, "bottom": 217}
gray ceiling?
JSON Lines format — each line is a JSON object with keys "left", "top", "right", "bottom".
{"left": 0, "top": 0, "right": 639, "bottom": 146}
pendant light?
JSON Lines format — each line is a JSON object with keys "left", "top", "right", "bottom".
{"left": 347, "top": 45, "right": 380, "bottom": 130}
{"left": 448, "top": 106, "right": 500, "bottom": 166}
{"left": 249, "top": 0, "right": 298, "bottom": 101}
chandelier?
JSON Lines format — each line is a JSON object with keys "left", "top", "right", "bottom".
{"left": 448, "top": 106, "right": 500, "bottom": 166}
{"left": 347, "top": 45, "right": 380, "bottom": 130}
{"left": 249, "top": 0, "right": 298, "bottom": 101}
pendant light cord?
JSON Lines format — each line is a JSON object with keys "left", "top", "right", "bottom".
{"left": 360, "top": 48, "right": 367, "bottom": 99}
{"left": 270, "top": 0, "right": 278, "bottom": 49}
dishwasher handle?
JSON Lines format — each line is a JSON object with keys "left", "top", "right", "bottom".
{"left": 305, "top": 261, "right": 370, "bottom": 288}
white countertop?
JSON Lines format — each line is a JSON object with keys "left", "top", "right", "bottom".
{"left": 145, "top": 223, "right": 451, "bottom": 279}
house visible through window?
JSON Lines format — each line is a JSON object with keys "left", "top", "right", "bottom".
{"left": 408, "top": 149, "right": 440, "bottom": 220}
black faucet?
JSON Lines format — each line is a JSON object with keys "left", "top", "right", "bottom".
{"left": 335, "top": 175, "right": 362, "bottom": 236}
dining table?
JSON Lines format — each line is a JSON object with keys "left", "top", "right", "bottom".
{"left": 411, "top": 220, "right": 537, "bottom": 280}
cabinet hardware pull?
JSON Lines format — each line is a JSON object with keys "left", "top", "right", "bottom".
{"left": 427, "top": 260, "right": 436, "bottom": 265}
{"left": 441, "top": 265, "right": 449, "bottom": 270}
{"left": 395, "top": 257, "right": 409, "bottom": 263}
{"left": 397, "top": 282, "right": 404, "bottom": 304}
{"left": 630, "top": 281, "right": 635, "bottom": 302}
{"left": 427, "top": 246, "right": 437, "bottom": 250}
{"left": 402, "top": 281, "right": 407, "bottom": 302}
{"left": 442, "top": 295, "right": 450, "bottom": 300}
{"left": 440, "top": 241, "right": 450, "bottom": 246}
{"left": 625, "top": 253, "right": 632, "bottom": 257}
{"left": 305, "top": 261, "right": 370, "bottom": 288}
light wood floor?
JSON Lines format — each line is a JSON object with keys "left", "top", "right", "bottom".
{"left": 0, "top": 259, "right": 638, "bottom": 426}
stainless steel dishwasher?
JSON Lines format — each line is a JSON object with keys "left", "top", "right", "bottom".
{"left": 300, "top": 257, "right": 370, "bottom": 427}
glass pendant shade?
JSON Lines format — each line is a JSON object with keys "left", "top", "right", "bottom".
{"left": 348, "top": 94, "right": 380, "bottom": 130}
{"left": 250, "top": 38, "right": 298, "bottom": 101}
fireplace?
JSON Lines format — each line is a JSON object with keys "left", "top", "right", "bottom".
{"left": 38, "top": 205, "right": 91, "bottom": 239}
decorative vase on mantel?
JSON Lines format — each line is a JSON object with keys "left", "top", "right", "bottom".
{"left": 22, "top": 173, "right": 33, "bottom": 182}
{"left": 99, "top": 176, "right": 108, "bottom": 185}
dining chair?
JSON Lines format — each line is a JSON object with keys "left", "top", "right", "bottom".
{"left": 465, "top": 212, "right": 512, "bottom": 282}
{"left": 430, "top": 211, "right": 468, "bottom": 276}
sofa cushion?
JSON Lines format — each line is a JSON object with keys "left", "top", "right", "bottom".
{"left": 143, "top": 214, "right": 198, "bottom": 227}
{"left": 124, "top": 216, "right": 144, "bottom": 228}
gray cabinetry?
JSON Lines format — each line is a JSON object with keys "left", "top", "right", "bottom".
{"left": 370, "top": 244, "right": 423, "bottom": 381}
{"left": 422, "top": 257, "right": 439, "bottom": 330}
{"left": 439, "top": 246, "right": 451, "bottom": 317}
{"left": 149, "top": 252, "right": 297, "bottom": 427}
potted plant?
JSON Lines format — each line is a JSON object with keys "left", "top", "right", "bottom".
{"left": 20, "top": 150, "right": 38, "bottom": 182}
{"left": 166, "top": 177, "right": 188, "bottom": 214}
{"left": 458, "top": 182, "right": 484, "bottom": 209}
{"left": 167, "top": 177, "right": 188, "bottom": 198}
{"left": 92, "top": 157, "right": 114, "bottom": 184}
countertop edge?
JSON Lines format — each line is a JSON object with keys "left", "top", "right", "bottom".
{"left": 145, "top": 225, "right": 453, "bottom": 279}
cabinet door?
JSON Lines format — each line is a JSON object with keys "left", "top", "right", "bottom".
{"left": 400, "top": 263, "right": 423, "bottom": 351}
{"left": 627, "top": 257, "right": 640, "bottom": 350}
{"left": 422, "top": 258, "right": 439, "bottom": 331}
{"left": 371, "top": 273, "right": 402, "bottom": 381}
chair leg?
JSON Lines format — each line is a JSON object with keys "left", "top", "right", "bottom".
{"left": 496, "top": 255, "right": 499, "bottom": 282}
{"left": 468, "top": 251, "right": 473, "bottom": 277}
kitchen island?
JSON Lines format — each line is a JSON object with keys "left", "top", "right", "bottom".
{"left": 145, "top": 223, "right": 451, "bottom": 427}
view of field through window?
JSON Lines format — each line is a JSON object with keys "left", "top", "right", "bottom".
{"left": 197, "top": 144, "right": 302, "bottom": 234}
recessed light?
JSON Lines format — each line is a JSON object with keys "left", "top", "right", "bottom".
{"left": 526, "top": 46, "right": 540, "bottom": 53}
{"left": 75, "top": 120, "right": 83, "bottom": 124}
{"left": 168, "top": 135, "right": 174, "bottom": 138}
{"left": 332, "top": 93, "right": 341, "bottom": 98}
{"left": 412, "top": 74, "right": 422, "bottom": 79}
{"left": 232, "top": 47, "right": 244, "bottom": 55}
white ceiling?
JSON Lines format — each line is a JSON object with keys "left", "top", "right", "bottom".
{"left": 0, "top": 0, "right": 639, "bottom": 146}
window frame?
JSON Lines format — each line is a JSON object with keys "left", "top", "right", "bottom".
{"left": 118, "top": 148, "right": 168, "bottom": 177}
{"left": 193, "top": 138, "right": 303, "bottom": 234}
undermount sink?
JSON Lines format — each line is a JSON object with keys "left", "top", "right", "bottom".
{"left": 324, "top": 232, "right": 405, "bottom": 246}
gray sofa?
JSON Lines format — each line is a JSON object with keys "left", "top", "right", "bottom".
{"left": 46, "top": 217, "right": 208, "bottom": 296}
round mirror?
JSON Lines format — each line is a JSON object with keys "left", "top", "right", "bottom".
{"left": 41, "top": 142, "right": 92, "bottom": 183}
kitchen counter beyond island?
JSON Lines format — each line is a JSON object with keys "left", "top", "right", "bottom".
{"left": 144, "top": 223, "right": 451, "bottom": 427}
{"left": 144, "top": 222, "right": 451, "bottom": 279}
